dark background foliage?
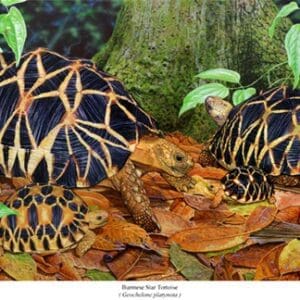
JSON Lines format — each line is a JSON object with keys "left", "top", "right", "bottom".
{"left": 0, "top": 0, "right": 298, "bottom": 60}
{"left": 0, "top": 0, "right": 121, "bottom": 58}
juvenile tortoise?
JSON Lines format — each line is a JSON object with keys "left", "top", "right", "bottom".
{"left": 0, "top": 48, "right": 194, "bottom": 237}
{"left": 205, "top": 86, "right": 300, "bottom": 203}
{"left": 0, "top": 185, "right": 108, "bottom": 256}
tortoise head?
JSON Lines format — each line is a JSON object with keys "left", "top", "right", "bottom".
{"left": 132, "top": 137, "right": 194, "bottom": 177}
{"left": 87, "top": 210, "right": 109, "bottom": 229}
{"left": 205, "top": 96, "right": 233, "bottom": 126}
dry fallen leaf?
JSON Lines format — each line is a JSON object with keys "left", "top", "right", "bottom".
{"left": 225, "top": 243, "right": 281, "bottom": 268}
{"left": 120, "top": 251, "right": 169, "bottom": 280}
{"left": 189, "top": 164, "right": 226, "bottom": 180}
{"left": 73, "top": 189, "right": 111, "bottom": 209}
{"left": 170, "top": 199, "right": 195, "bottom": 221}
{"left": 137, "top": 266, "right": 185, "bottom": 281}
{"left": 168, "top": 224, "right": 248, "bottom": 252}
{"left": 184, "top": 194, "right": 228, "bottom": 211}
{"left": 278, "top": 239, "right": 300, "bottom": 275}
{"left": 62, "top": 250, "right": 109, "bottom": 272}
{"left": 255, "top": 244, "right": 285, "bottom": 280}
{"left": 93, "top": 219, "right": 159, "bottom": 251}
{"left": 0, "top": 253, "right": 37, "bottom": 280}
{"left": 275, "top": 190, "right": 300, "bottom": 210}
{"left": 275, "top": 206, "right": 300, "bottom": 223}
{"left": 58, "top": 253, "right": 81, "bottom": 280}
{"left": 213, "top": 257, "right": 242, "bottom": 280}
{"left": 32, "top": 254, "right": 60, "bottom": 274}
{"left": 153, "top": 207, "right": 192, "bottom": 236}
{"left": 245, "top": 206, "right": 277, "bottom": 233}
{"left": 106, "top": 248, "right": 143, "bottom": 280}
{"left": 193, "top": 210, "right": 246, "bottom": 226}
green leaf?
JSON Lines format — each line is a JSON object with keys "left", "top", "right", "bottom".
{"left": 85, "top": 269, "right": 115, "bottom": 281}
{"left": 285, "top": 24, "right": 300, "bottom": 88}
{"left": 243, "top": 272, "right": 255, "bottom": 280}
{"left": 1, "top": 0, "right": 26, "bottom": 7}
{"left": 278, "top": 239, "right": 300, "bottom": 274}
{"left": 232, "top": 87, "right": 256, "bottom": 106}
{"left": 0, "top": 253, "right": 36, "bottom": 280}
{"left": 0, "top": 203, "right": 17, "bottom": 218}
{"left": 179, "top": 83, "right": 229, "bottom": 116}
{"left": 0, "top": 7, "right": 27, "bottom": 65}
{"left": 169, "top": 243, "right": 213, "bottom": 280}
{"left": 227, "top": 201, "right": 274, "bottom": 216}
{"left": 206, "top": 244, "right": 242, "bottom": 258}
{"left": 195, "top": 68, "right": 241, "bottom": 84}
{"left": 0, "top": 14, "right": 6, "bottom": 32}
{"left": 269, "top": 2, "right": 299, "bottom": 38}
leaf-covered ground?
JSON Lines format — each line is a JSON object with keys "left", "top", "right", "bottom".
{"left": 1, "top": 132, "right": 300, "bottom": 281}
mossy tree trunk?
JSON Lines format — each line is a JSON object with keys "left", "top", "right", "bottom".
{"left": 94, "top": 0, "right": 290, "bottom": 142}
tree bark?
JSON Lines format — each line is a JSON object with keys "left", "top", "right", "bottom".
{"left": 94, "top": 0, "right": 290, "bottom": 142}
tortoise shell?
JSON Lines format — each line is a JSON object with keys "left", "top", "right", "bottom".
{"left": 210, "top": 86, "right": 300, "bottom": 176}
{"left": 0, "top": 48, "right": 156, "bottom": 188}
{"left": 0, "top": 185, "right": 89, "bottom": 253}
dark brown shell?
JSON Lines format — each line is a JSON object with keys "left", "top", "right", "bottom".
{"left": 210, "top": 86, "right": 300, "bottom": 176}
{"left": 0, "top": 48, "right": 156, "bottom": 188}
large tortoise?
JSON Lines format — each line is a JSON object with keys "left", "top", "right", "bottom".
{"left": 0, "top": 48, "right": 194, "bottom": 254}
{"left": 205, "top": 86, "right": 300, "bottom": 203}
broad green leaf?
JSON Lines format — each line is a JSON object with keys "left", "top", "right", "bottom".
{"left": 269, "top": 2, "right": 299, "bottom": 38}
{"left": 0, "top": 203, "right": 17, "bottom": 218}
{"left": 278, "top": 239, "right": 300, "bottom": 274}
{"left": 285, "top": 24, "right": 300, "bottom": 88}
{"left": 0, "top": 253, "right": 36, "bottom": 280}
{"left": 195, "top": 68, "right": 241, "bottom": 84}
{"left": 0, "top": 7, "right": 26, "bottom": 65}
{"left": 85, "top": 269, "right": 116, "bottom": 281}
{"left": 0, "top": 14, "right": 6, "bottom": 32}
{"left": 169, "top": 243, "right": 213, "bottom": 280}
{"left": 232, "top": 87, "right": 256, "bottom": 105}
{"left": 1, "top": 0, "right": 26, "bottom": 7}
{"left": 179, "top": 83, "right": 229, "bottom": 116}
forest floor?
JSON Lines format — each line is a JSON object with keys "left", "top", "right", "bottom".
{"left": 0, "top": 132, "right": 300, "bottom": 281}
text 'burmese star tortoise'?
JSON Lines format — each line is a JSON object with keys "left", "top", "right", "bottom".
{"left": 205, "top": 86, "right": 300, "bottom": 203}
{"left": 0, "top": 48, "right": 195, "bottom": 254}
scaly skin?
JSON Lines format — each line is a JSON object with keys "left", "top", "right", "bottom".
{"left": 112, "top": 137, "right": 195, "bottom": 232}
{"left": 112, "top": 159, "right": 159, "bottom": 232}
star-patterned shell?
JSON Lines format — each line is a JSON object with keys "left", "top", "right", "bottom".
{"left": 0, "top": 48, "right": 156, "bottom": 188}
{"left": 210, "top": 86, "right": 300, "bottom": 176}
{"left": 0, "top": 185, "right": 89, "bottom": 253}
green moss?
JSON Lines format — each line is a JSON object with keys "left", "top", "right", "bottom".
{"left": 94, "top": 0, "right": 291, "bottom": 142}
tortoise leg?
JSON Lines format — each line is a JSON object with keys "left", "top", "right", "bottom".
{"left": 0, "top": 245, "right": 3, "bottom": 256}
{"left": 271, "top": 175, "right": 300, "bottom": 187}
{"left": 161, "top": 173, "right": 195, "bottom": 192}
{"left": 75, "top": 230, "right": 96, "bottom": 257}
{"left": 222, "top": 166, "right": 273, "bottom": 203}
{"left": 111, "top": 160, "right": 160, "bottom": 232}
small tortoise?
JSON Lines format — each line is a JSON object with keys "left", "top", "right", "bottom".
{"left": 0, "top": 48, "right": 194, "bottom": 238}
{"left": 205, "top": 86, "right": 300, "bottom": 203}
{"left": 0, "top": 185, "right": 108, "bottom": 255}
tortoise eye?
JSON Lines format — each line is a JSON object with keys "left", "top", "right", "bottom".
{"left": 175, "top": 153, "right": 184, "bottom": 162}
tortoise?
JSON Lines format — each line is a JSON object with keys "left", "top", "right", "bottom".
{"left": 0, "top": 48, "right": 194, "bottom": 241}
{"left": 205, "top": 86, "right": 300, "bottom": 203}
{"left": 0, "top": 184, "right": 108, "bottom": 256}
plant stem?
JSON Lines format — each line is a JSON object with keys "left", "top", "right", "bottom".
{"left": 242, "top": 61, "right": 288, "bottom": 89}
